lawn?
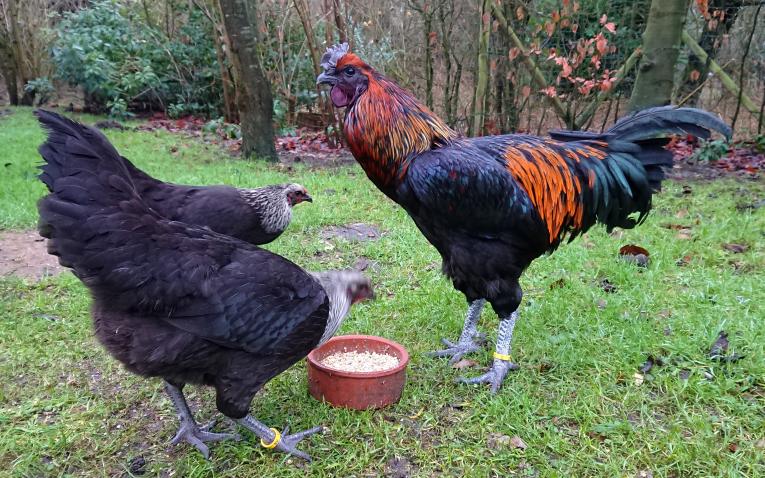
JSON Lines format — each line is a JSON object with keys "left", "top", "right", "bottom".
{"left": 1, "top": 107, "right": 763, "bottom": 477}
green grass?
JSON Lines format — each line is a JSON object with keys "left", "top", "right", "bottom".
{"left": 1, "top": 107, "right": 764, "bottom": 477}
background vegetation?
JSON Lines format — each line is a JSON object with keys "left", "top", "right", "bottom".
{"left": 2, "top": 0, "right": 764, "bottom": 140}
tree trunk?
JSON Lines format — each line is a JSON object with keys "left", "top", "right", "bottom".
{"left": 438, "top": 0, "right": 453, "bottom": 124}
{"left": 629, "top": 0, "right": 690, "bottom": 112}
{"left": 217, "top": 0, "right": 277, "bottom": 160}
{"left": 422, "top": 7, "right": 434, "bottom": 110}
{"left": 409, "top": 1, "right": 434, "bottom": 110}
{"left": 471, "top": 0, "right": 490, "bottom": 137}
{"left": 0, "top": 40, "right": 19, "bottom": 105}
{"left": 332, "top": 0, "right": 348, "bottom": 44}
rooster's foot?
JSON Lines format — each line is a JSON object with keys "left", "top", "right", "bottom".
{"left": 458, "top": 359, "right": 519, "bottom": 394}
{"left": 428, "top": 336, "right": 484, "bottom": 364}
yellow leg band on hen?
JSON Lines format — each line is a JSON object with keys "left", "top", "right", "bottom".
{"left": 260, "top": 428, "right": 281, "bottom": 449}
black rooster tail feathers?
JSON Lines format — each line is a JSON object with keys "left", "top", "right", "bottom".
{"left": 606, "top": 106, "right": 731, "bottom": 193}
{"left": 549, "top": 106, "right": 730, "bottom": 235}
{"left": 606, "top": 106, "right": 732, "bottom": 142}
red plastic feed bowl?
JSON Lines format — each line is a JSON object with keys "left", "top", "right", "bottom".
{"left": 306, "top": 335, "right": 409, "bottom": 410}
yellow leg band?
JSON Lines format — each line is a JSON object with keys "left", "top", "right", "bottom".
{"left": 493, "top": 352, "right": 512, "bottom": 361}
{"left": 260, "top": 428, "right": 281, "bottom": 449}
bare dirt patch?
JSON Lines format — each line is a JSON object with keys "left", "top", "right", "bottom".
{"left": 0, "top": 230, "right": 62, "bottom": 280}
{"left": 321, "top": 223, "right": 382, "bottom": 241}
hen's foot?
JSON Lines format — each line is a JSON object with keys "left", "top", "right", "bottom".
{"left": 272, "top": 425, "right": 325, "bottom": 462}
{"left": 458, "top": 359, "right": 519, "bottom": 394}
{"left": 238, "top": 415, "right": 325, "bottom": 462}
{"left": 170, "top": 420, "right": 241, "bottom": 459}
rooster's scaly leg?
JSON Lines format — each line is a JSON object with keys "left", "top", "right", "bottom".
{"left": 429, "top": 299, "right": 486, "bottom": 364}
{"left": 458, "top": 311, "right": 520, "bottom": 393}
{"left": 237, "top": 415, "right": 324, "bottom": 462}
{"left": 164, "top": 381, "right": 241, "bottom": 459}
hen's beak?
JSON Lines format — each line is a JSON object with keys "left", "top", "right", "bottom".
{"left": 317, "top": 72, "right": 336, "bottom": 86}
{"left": 304, "top": 193, "right": 313, "bottom": 203}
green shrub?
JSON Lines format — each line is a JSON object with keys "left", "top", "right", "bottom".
{"left": 24, "top": 77, "right": 55, "bottom": 106}
{"left": 51, "top": 0, "right": 221, "bottom": 118}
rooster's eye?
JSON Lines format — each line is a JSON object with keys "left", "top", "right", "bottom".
{"left": 343, "top": 67, "right": 356, "bottom": 76}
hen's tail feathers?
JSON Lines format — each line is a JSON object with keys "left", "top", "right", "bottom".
{"left": 550, "top": 106, "right": 730, "bottom": 233}
{"left": 35, "top": 110, "right": 147, "bottom": 269}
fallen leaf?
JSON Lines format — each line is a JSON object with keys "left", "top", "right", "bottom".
{"left": 755, "top": 439, "right": 765, "bottom": 449}
{"left": 636, "top": 471, "right": 653, "bottom": 478}
{"left": 722, "top": 243, "right": 748, "bottom": 253}
{"left": 661, "top": 223, "right": 692, "bottom": 230}
{"left": 600, "top": 279, "right": 617, "bottom": 293}
{"left": 709, "top": 330, "right": 729, "bottom": 358}
{"left": 128, "top": 456, "right": 146, "bottom": 475}
{"left": 638, "top": 355, "right": 657, "bottom": 374}
{"left": 727, "top": 442, "right": 739, "bottom": 453}
{"left": 619, "top": 244, "right": 650, "bottom": 267}
{"left": 549, "top": 278, "right": 566, "bottom": 289}
{"left": 675, "top": 208, "right": 689, "bottom": 218}
{"left": 708, "top": 331, "right": 745, "bottom": 363}
{"left": 633, "top": 372, "right": 645, "bottom": 386}
{"left": 676, "top": 229, "right": 693, "bottom": 240}
{"left": 510, "top": 435, "right": 527, "bottom": 450}
{"left": 676, "top": 254, "right": 692, "bottom": 266}
{"left": 487, "top": 433, "right": 511, "bottom": 449}
{"left": 451, "top": 359, "right": 479, "bottom": 370}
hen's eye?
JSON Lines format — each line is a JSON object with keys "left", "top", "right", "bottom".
{"left": 343, "top": 66, "right": 356, "bottom": 76}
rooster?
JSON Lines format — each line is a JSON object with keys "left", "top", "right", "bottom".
{"left": 40, "top": 112, "right": 312, "bottom": 246}
{"left": 318, "top": 43, "right": 731, "bottom": 392}
{"left": 36, "top": 110, "right": 373, "bottom": 460}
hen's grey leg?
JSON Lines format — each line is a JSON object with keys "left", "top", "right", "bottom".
{"left": 237, "top": 415, "right": 324, "bottom": 462}
{"left": 429, "top": 299, "right": 486, "bottom": 364}
{"left": 164, "top": 381, "right": 240, "bottom": 459}
{"left": 458, "top": 311, "right": 520, "bottom": 393}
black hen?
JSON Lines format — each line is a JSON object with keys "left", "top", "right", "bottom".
{"left": 40, "top": 110, "right": 311, "bottom": 245}
{"left": 36, "top": 110, "right": 372, "bottom": 461}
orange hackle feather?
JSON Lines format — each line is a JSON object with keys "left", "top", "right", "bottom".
{"left": 503, "top": 140, "right": 607, "bottom": 241}
{"left": 338, "top": 54, "right": 459, "bottom": 189}
{"left": 336, "top": 52, "right": 612, "bottom": 244}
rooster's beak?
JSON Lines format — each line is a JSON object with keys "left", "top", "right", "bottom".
{"left": 317, "top": 72, "right": 336, "bottom": 86}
